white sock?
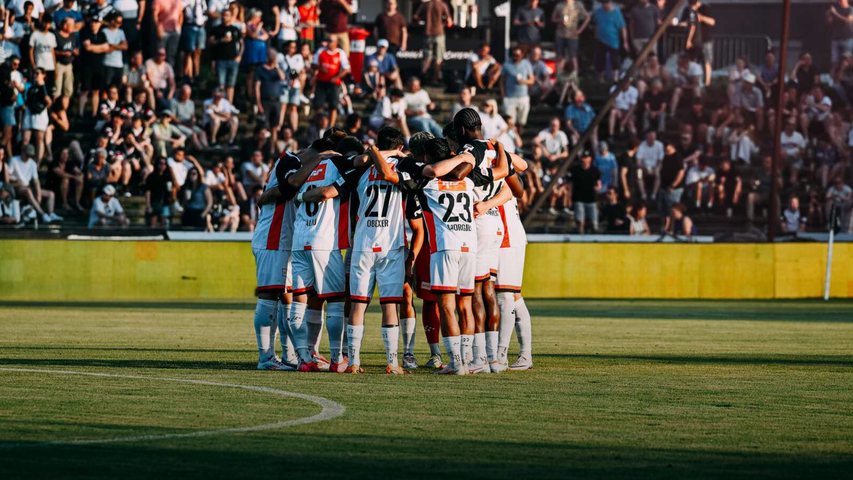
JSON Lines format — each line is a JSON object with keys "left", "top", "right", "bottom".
{"left": 485, "top": 331, "right": 499, "bottom": 363}
{"left": 347, "top": 324, "right": 364, "bottom": 367}
{"left": 288, "top": 301, "right": 312, "bottom": 363}
{"left": 515, "top": 298, "right": 532, "bottom": 356}
{"left": 497, "top": 292, "right": 516, "bottom": 363}
{"left": 254, "top": 299, "right": 277, "bottom": 361}
{"left": 442, "top": 335, "right": 462, "bottom": 369}
{"left": 325, "top": 303, "right": 345, "bottom": 363}
{"left": 429, "top": 343, "right": 442, "bottom": 356}
{"left": 461, "top": 334, "right": 474, "bottom": 365}
{"left": 401, "top": 317, "right": 416, "bottom": 355}
{"left": 278, "top": 302, "right": 295, "bottom": 360}
{"left": 472, "top": 332, "right": 486, "bottom": 365}
{"left": 382, "top": 326, "right": 400, "bottom": 366}
{"left": 306, "top": 308, "right": 324, "bottom": 356}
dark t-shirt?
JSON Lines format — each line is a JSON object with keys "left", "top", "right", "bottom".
{"left": 618, "top": 151, "right": 638, "bottom": 196}
{"left": 80, "top": 26, "right": 107, "bottom": 65}
{"left": 55, "top": 32, "right": 79, "bottom": 66}
{"left": 659, "top": 154, "right": 684, "bottom": 188}
{"left": 681, "top": 4, "right": 712, "bottom": 44}
{"left": 569, "top": 164, "right": 601, "bottom": 203}
{"left": 255, "top": 65, "right": 282, "bottom": 99}
{"left": 375, "top": 12, "right": 406, "bottom": 47}
{"left": 602, "top": 202, "right": 629, "bottom": 232}
{"left": 643, "top": 90, "right": 667, "bottom": 112}
{"left": 320, "top": 0, "right": 350, "bottom": 34}
{"left": 676, "top": 142, "right": 700, "bottom": 163}
{"left": 630, "top": 3, "right": 661, "bottom": 39}
{"left": 684, "top": 108, "right": 711, "bottom": 132}
{"left": 831, "top": 4, "right": 853, "bottom": 39}
{"left": 210, "top": 24, "right": 243, "bottom": 61}
{"left": 417, "top": 0, "right": 450, "bottom": 37}
{"left": 515, "top": 6, "right": 545, "bottom": 44}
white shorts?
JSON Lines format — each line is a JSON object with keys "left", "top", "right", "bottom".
{"left": 496, "top": 245, "right": 526, "bottom": 292}
{"left": 475, "top": 220, "right": 503, "bottom": 282}
{"left": 430, "top": 250, "right": 475, "bottom": 296}
{"left": 284, "top": 252, "right": 293, "bottom": 292}
{"left": 291, "top": 249, "right": 346, "bottom": 299}
{"left": 349, "top": 246, "right": 405, "bottom": 304}
{"left": 253, "top": 248, "right": 286, "bottom": 293}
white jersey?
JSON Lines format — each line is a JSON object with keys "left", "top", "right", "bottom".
{"left": 291, "top": 156, "right": 353, "bottom": 251}
{"left": 251, "top": 154, "right": 300, "bottom": 251}
{"left": 461, "top": 140, "right": 504, "bottom": 236}
{"left": 351, "top": 158, "right": 407, "bottom": 253}
{"left": 420, "top": 177, "right": 478, "bottom": 254}
{"left": 498, "top": 196, "right": 527, "bottom": 249}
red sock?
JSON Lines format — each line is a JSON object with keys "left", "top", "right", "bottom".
{"left": 422, "top": 300, "right": 441, "bottom": 344}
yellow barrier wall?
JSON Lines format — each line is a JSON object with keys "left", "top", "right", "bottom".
{"left": 1, "top": 240, "right": 851, "bottom": 301}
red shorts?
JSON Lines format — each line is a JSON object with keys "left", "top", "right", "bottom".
{"left": 414, "top": 244, "right": 436, "bottom": 302}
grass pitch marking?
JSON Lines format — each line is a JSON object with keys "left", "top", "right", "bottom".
{"left": 0, "top": 367, "right": 346, "bottom": 447}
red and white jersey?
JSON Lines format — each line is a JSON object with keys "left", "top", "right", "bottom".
{"left": 292, "top": 156, "right": 353, "bottom": 251}
{"left": 313, "top": 47, "right": 350, "bottom": 85}
{"left": 251, "top": 154, "right": 300, "bottom": 251}
{"left": 419, "top": 177, "right": 477, "bottom": 253}
{"left": 498, "top": 196, "right": 527, "bottom": 249}
{"left": 461, "top": 139, "right": 504, "bottom": 237}
{"left": 351, "top": 158, "right": 408, "bottom": 253}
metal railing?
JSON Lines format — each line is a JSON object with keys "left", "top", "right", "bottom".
{"left": 659, "top": 33, "right": 772, "bottom": 69}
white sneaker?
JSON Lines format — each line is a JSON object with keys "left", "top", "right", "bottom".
{"left": 490, "top": 360, "right": 508, "bottom": 373}
{"left": 548, "top": 207, "right": 558, "bottom": 215}
{"left": 467, "top": 362, "right": 490, "bottom": 374}
{"left": 402, "top": 353, "right": 418, "bottom": 369}
{"left": 424, "top": 353, "right": 445, "bottom": 369}
{"left": 509, "top": 354, "right": 533, "bottom": 371}
{"left": 257, "top": 356, "right": 291, "bottom": 370}
{"left": 48, "top": 212, "right": 64, "bottom": 222}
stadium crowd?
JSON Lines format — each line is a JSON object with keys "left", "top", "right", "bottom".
{"left": 0, "top": 0, "right": 851, "bottom": 236}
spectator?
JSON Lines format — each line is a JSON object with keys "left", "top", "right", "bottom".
{"left": 151, "top": 109, "right": 186, "bottom": 158}
{"left": 272, "top": 0, "right": 299, "bottom": 45}
{"left": 592, "top": 0, "right": 628, "bottom": 83}
{"left": 684, "top": 156, "right": 715, "bottom": 210}
{"left": 499, "top": 116, "right": 523, "bottom": 155}
{"left": 601, "top": 187, "right": 628, "bottom": 233}
{"left": 404, "top": 77, "right": 441, "bottom": 137}
{"left": 367, "top": 39, "right": 402, "bottom": 89}
{"left": 756, "top": 50, "right": 779, "bottom": 100}
{"left": 46, "top": 147, "right": 84, "bottom": 212}
{"left": 102, "top": 13, "right": 127, "bottom": 87}
{"left": 9, "top": 144, "right": 61, "bottom": 222}
{"left": 726, "top": 113, "right": 759, "bottom": 164}
{"left": 670, "top": 53, "right": 703, "bottom": 115}
{"left": 297, "top": 0, "right": 319, "bottom": 50}
{"left": 826, "top": 176, "right": 853, "bottom": 231}
{"left": 680, "top": 0, "right": 714, "bottom": 86}
{"left": 0, "top": 183, "right": 20, "bottom": 224}
{"left": 179, "top": 167, "right": 212, "bottom": 229}
{"left": 619, "top": 136, "right": 640, "bottom": 200}
{"left": 800, "top": 85, "right": 832, "bottom": 139}
{"left": 170, "top": 84, "right": 208, "bottom": 151}
{"left": 551, "top": 0, "right": 589, "bottom": 73}
{"left": 203, "top": 87, "right": 239, "bottom": 145}
{"left": 85, "top": 147, "right": 111, "bottom": 199}
{"left": 827, "top": 0, "right": 853, "bottom": 66}
{"left": 123, "top": 50, "right": 154, "bottom": 108}
{"left": 241, "top": 149, "right": 269, "bottom": 193}
{"left": 684, "top": 98, "right": 711, "bottom": 148}
{"left": 731, "top": 72, "right": 764, "bottom": 132}
{"left": 676, "top": 124, "right": 701, "bottom": 168}
{"left": 279, "top": 40, "right": 304, "bottom": 131}
{"left": 319, "top": 0, "right": 352, "bottom": 55}
{"left": 144, "top": 156, "right": 176, "bottom": 227}
{"left": 153, "top": 0, "right": 183, "bottom": 66}
{"left": 29, "top": 16, "right": 56, "bottom": 94}
{"left": 636, "top": 53, "right": 669, "bottom": 98}
{"left": 514, "top": 0, "right": 545, "bottom": 53}
{"left": 780, "top": 194, "right": 807, "bottom": 234}
{"left": 815, "top": 135, "right": 843, "bottom": 189}
{"left": 23, "top": 68, "right": 52, "bottom": 162}
{"left": 628, "top": 202, "right": 650, "bottom": 235}
{"left": 145, "top": 47, "right": 176, "bottom": 109}
{"left": 528, "top": 46, "right": 555, "bottom": 103}
{"left": 727, "top": 55, "right": 751, "bottom": 102}
{"left": 568, "top": 150, "right": 602, "bottom": 234}
{"left": 112, "top": 0, "right": 141, "bottom": 49}
{"left": 79, "top": 13, "right": 108, "bottom": 118}
{"left": 54, "top": 16, "right": 78, "bottom": 111}
{"left": 595, "top": 141, "right": 618, "bottom": 192}
{"left": 369, "top": 86, "right": 408, "bottom": 137}
{"left": 564, "top": 90, "right": 599, "bottom": 153}
{"left": 242, "top": 8, "right": 268, "bottom": 108}
{"left": 450, "top": 86, "right": 478, "bottom": 120}
{"left": 374, "top": 0, "right": 407, "bottom": 53}
{"left": 534, "top": 117, "right": 570, "bottom": 169}
{"left": 89, "top": 184, "right": 129, "bottom": 227}
{"left": 715, "top": 158, "right": 742, "bottom": 217}
{"left": 480, "top": 99, "right": 507, "bottom": 140}
{"left": 747, "top": 156, "right": 782, "bottom": 223}
{"left": 791, "top": 52, "right": 817, "bottom": 98}
{"left": 543, "top": 162, "right": 570, "bottom": 215}
{"left": 167, "top": 147, "right": 203, "bottom": 188}
{"left": 832, "top": 52, "right": 853, "bottom": 106}
{"left": 609, "top": 81, "right": 638, "bottom": 137}
{"left": 665, "top": 203, "right": 696, "bottom": 238}
{"left": 179, "top": 0, "right": 208, "bottom": 81}
{"left": 1, "top": 57, "right": 25, "bottom": 158}
{"left": 656, "top": 143, "right": 684, "bottom": 218}
{"left": 500, "top": 46, "right": 533, "bottom": 135}
{"left": 313, "top": 34, "right": 349, "bottom": 127}
{"left": 53, "top": 0, "right": 84, "bottom": 32}
{"left": 254, "top": 47, "right": 285, "bottom": 150}
{"left": 466, "top": 44, "right": 501, "bottom": 93}
{"left": 629, "top": 0, "right": 660, "bottom": 56}
{"left": 87, "top": 0, "right": 116, "bottom": 22}
{"left": 642, "top": 79, "right": 666, "bottom": 133}
{"left": 362, "top": 59, "right": 384, "bottom": 98}
{"left": 414, "top": 0, "right": 451, "bottom": 86}
{"left": 780, "top": 118, "right": 806, "bottom": 184}
{"left": 208, "top": 9, "right": 242, "bottom": 104}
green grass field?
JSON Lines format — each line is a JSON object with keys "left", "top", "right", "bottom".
{"left": 1, "top": 299, "right": 852, "bottom": 479}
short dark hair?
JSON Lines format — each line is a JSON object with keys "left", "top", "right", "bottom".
{"left": 337, "top": 136, "right": 365, "bottom": 156}
{"left": 323, "top": 127, "right": 348, "bottom": 149}
{"left": 409, "top": 132, "right": 434, "bottom": 158}
{"left": 424, "top": 138, "right": 452, "bottom": 164}
{"left": 377, "top": 126, "right": 405, "bottom": 151}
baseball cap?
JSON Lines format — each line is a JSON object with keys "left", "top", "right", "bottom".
{"left": 22, "top": 144, "right": 36, "bottom": 156}
{"left": 377, "top": 39, "right": 389, "bottom": 49}
{"left": 103, "top": 185, "right": 116, "bottom": 196}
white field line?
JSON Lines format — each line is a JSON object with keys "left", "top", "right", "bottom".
{"left": 0, "top": 367, "right": 345, "bottom": 447}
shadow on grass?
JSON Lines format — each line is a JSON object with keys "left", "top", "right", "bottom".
{"left": 0, "top": 358, "right": 252, "bottom": 370}
{"left": 534, "top": 353, "right": 853, "bottom": 367}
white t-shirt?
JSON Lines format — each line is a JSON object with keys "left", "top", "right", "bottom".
{"left": 102, "top": 27, "right": 127, "bottom": 68}
{"left": 112, "top": 0, "right": 140, "bottom": 17}
{"left": 636, "top": 140, "right": 665, "bottom": 170}
{"left": 807, "top": 95, "right": 832, "bottom": 122}
{"left": 403, "top": 90, "right": 432, "bottom": 119}
{"left": 781, "top": 131, "right": 806, "bottom": 158}
{"left": 204, "top": 170, "right": 227, "bottom": 186}
{"left": 466, "top": 53, "right": 495, "bottom": 79}
{"left": 29, "top": 31, "right": 57, "bottom": 71}
{"left": 612, "top": 85, "right": 638, "bottom": 111}
{"left": 241, "top": 161, "right": 270, "bottom": 189}
{"left": 685, "top": 166, "right": 714, "bottom": 185}
{"left": 9, "top": 156, "right": 38, "bottom": 186}
{"left": 278, "top": 6, "right": 299, "bottom": 41}
{"left": 203, "top": 97, "right": 238, "bottom": 124}
{"left": 9, "top": 0, "right": 45, "bottom": 17}
{"left": 89, "top": 196, "right": 124, "bottom": 227}
{"left": 781, "top": 207, "right": 805, "bottom": 233}
{"left": 536, "top": 128, "right": 569, "bottom": 156}
{"left": 370, "top": 96, "right": 405, "bottom": 126}
{"left": 167, "top": 158, "right": 194, "bottom": 186}
{"left": 0, "top": 23, "right": 26, "bottom": 62}
{"left": 480, "top": 113, "right": 507, "bottom": 140}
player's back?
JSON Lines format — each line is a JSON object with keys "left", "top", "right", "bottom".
{"left": 292, "top": 156, "right": 350, "bottom": 251}
{"left": 252, "top": 154, "right": 300, "bottom": 251}
{"left": 352, "top": 159, "right": 407, "bottom": 253}
{"left": 499, "top": 196, "right": 527, "bottom": 248}
{"left": 420, "top": 177, "right": 477, "bottom": 254}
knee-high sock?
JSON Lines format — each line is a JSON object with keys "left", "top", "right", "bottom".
{"left": 306, "top": 308, "right": 324, "bottom": 355}
{"left": 254, "top": 299, "right": 278, "bottom": 360}
{"left": 278, "top": 302, "right": 296, "bottom": 361}
{"left": 382, "top": 326, "right": 400, "bottom": 366}
{"left": 401, "top": 317, "right": 416, "bottom": 355}
{"left": 497, "top": 292, "right": 516, "bottom": 363}
{"left": 514, "top": 298, "right": 532, "bottom": 356}
{"left": 485, "top": 331, "right": 499, "bottom": 363}
{"left": 442, "top": 335, "right": 462, "bottom": 369}
{"left": 422, "top": 300, "right": 441, "bottom": 356}
{"left": 347, "top": 324, "right": 364, "bottom": 367}
{"left": 325, "top": 303, "right": 345, "bottom": 363}
{"left": 288, "top": 301, "right": 312, "bottom": 363}
{"left": 472, "top": 332, "right": 487, "bottom": 366}
{"left": 461, "top": 334, "right": 474, "bottom": 365}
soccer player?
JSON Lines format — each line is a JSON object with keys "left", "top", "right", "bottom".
{"left": 289, "top": 136, "right": 366, "bottom": 373}
{"left": 250, "top": 142, "right": 330, "bottom": 370}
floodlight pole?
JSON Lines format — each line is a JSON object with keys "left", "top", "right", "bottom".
{"left": 768, "top": 0, "right": 792, "bottom": 242}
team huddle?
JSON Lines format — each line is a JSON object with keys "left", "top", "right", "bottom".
{"left": 249, "top": 108, "right": 533, "bottom": 375}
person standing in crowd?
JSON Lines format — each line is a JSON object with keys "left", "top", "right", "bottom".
{"left": 279, "top": 40, "right": 305, "bottom": 131}
{"left": 153, "top": 0, "right": 183, "bottom": 66}
{"left": 551, "top": 0, "right": 589, "bottom": 74}
{"left": 180, "top": 0, "right": 208, "bottom": 81}
{"left": 254, "top": 47, "right": 285, "bottom": 152}
{"left": 629, "top": 0, "right": 660, "bottom": 56}
{"left": 593, "top": 0, "right": 628, "bottom": 83}
{"left": 208, "top": 8, "right": 243, "bottom": 104}
{"left": 415, "top": 0, "right": 452, "bottom": 86}
{"left": 320, "top": 0, "right": 352, "bottom": 55}
{"left": 242, "top": 8, "right": 269, "bottom": 111}
{"left": 298, "top": 0, "right": 319, "bottom": 50}
{"left": 79, "top": 13, "right": 109, "bottom": 117}
{"left": 514, "top": 0, "right": 545, "bottom": 54}
{"left": 23, "top": 68, "right": 52, "bottom": 162}
{"left": 102, "top": 12, "right": 127, "bottom": 87}
{"left": 112, "top": 0, "right": 143, "bottom": 50}
{"left": 53, "top": 0, "right": 84, "bottom": 32}
{"left": 680, "top": 0, "right": 715, "bottom": 86}
{"left": 29, "top": 15, "right": 56, "bottom": 95}
{"left": 312, "top": 35, "right": 349, "bottom": 127}
{"left": 500, "top": 46, "right": 534, "bottom": 136}
{"left": 272, "top": 0, "right": 300, "bottom": 45}
{"left": 375, "top": 0, "right": 406, "bottom": 54}
{"left": 568, "top": 150, "right": 602, "bottom": 234}
{"left": 656, "top": 144, "right": 685, "bottom": 218}
{"left": 53, "top": 16, "right": 78, "bottom": 111}
{"left": 827, "top": 0, "right": 853, "bottom": 67}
